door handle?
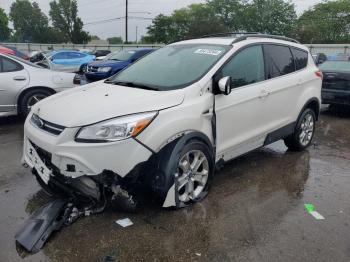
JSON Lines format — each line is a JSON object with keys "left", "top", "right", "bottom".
{"left": 259, "top": 90, "right": 270, "bottom": 99}
{"left": 13, "top": 76, "right": 27, "bottom": 81}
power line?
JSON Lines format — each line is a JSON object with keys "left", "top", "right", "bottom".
{"left": 85, "top": 16, "right": 125, "bottom": 25}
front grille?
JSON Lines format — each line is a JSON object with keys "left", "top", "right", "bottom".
{"left": 30, "top": 141, "right": 55, "bottom": 170}
{"left": 31, "top": 114, "right": 65, "bottom": 135}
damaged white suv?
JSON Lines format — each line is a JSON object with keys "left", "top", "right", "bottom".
{"left": 23, "top": 33, "right": 322, "bottom": 209}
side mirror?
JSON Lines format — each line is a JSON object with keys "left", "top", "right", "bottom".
{"left": 218, "top": 76, "right": 232, "bottom": 95}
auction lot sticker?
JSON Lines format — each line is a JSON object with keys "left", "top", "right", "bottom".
{"left": 195, "top": 49, "right": 222, "bottom": 56}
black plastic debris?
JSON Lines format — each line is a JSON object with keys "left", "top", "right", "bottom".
{"left": 15, "top": 199, "right": 70, "bottom": 253}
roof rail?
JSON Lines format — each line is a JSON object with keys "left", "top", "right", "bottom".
{"left": 201, "top": 32, "right": 299, "bottom": 44}
{"left": 201, "top": 32, "right": 261, "bottom": 38}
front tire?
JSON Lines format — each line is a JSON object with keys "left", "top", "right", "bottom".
{"left": 284, "top": 108, "right": 316, "bottom": 151}
{"left": 174, "top": 141, "right": 214, "bottom": 207}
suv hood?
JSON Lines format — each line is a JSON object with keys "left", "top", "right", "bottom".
{"left": 33, "top": 82, "right": 185, "bottom": 127}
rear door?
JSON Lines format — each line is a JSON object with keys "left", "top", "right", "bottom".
{"left": 0, "top": 56, "right": 29, "bottom": 112}
{"left": 261, "top": 44, "right": 299, "bottom": 133}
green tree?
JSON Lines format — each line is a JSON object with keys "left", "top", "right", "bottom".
{"left": 206, "top": 0, "right": 244, "bottom": 31}
{"left": 297, "top": 0, "right": 350, "bottom": 43}
{"left": 144, "top": 0, "right": 297, "bottom": 44}
{"left": 91, "top": 35, "right": 100, "bottom": 40}
{"left": 9, "top": 0, "right": 54, "bottom": 42}
{"left": 0, "top": 8, "right": 11, "bottom": 41}
{"left": 242, "top": 0, "right": 297, "bottom": 36}
{"left": 49, "top": 0, "right": 90, "bottom": 44}
{"left": 107, "top": 36, "right": 123, "bottom": 44}
{"left": 147, "top": 4, "right": 226, "bottom": 44}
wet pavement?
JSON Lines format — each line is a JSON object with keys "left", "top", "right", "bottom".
{"left": 0, "top": 107, "right": 350, "bottom": 262}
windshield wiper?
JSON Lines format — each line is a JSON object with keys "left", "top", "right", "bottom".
{"left": 105, "top": 80, "right": 159, "bottom": 91}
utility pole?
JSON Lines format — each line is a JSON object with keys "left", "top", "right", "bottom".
{"left": 136, "top": 26, "right": 138, "bottom": 43}
{"left": 125, "top": 0, "right": 128, "bottom": 43}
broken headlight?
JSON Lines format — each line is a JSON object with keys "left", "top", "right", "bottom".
{"left": 75, "top": 112, "right": 158, "bottom": 142}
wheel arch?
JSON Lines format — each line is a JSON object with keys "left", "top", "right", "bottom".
{"left": 17, "top": 86, "right": 56, "bottom": 114}
{"left": 149, "top": 131, "right": 215, "bottom": 207}
{"left": 300, "top": 97, "right": 321, "bottom": 121}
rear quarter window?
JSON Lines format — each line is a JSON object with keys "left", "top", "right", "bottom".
{"left": 291, "top": 48, "right": 308, "bottom": 70}
{"left": 263, "top": 44, "right": 295, "bottom": 79}
{"left": 0, "top": 56, "right": 23, "bottom": 72}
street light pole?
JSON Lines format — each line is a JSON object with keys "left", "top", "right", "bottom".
{"left": 125, "top": 0, "right": 128, "bottom": 43}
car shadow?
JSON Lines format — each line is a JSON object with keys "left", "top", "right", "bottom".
{"left": 0, "top": 116, "right": 24, "bottom": 126}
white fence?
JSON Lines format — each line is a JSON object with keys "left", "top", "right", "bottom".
{"left": 306, "top": 44, "right": 350, "bottom": 55}
{"left": 1, "top": 42, "right": 350, "bottom": 55}
{"left": 0, "top": 42, "right": 163, "bottom": 54}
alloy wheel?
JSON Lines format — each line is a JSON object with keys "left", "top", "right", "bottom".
{"left": 299, "top": 113, "right": 314, "bottom": 146}
{"left": 176, "top": 150, "right": 209, "bottom": 203}
{"left": 27, "top": 94, "right": 47, "bottom": 110}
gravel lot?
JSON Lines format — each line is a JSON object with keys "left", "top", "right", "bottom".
{"left": 0, "top": 107, "right": 349, "bottom": 262}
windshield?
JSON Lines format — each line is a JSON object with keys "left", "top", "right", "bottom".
{"left": 108, "top": 44, "right": 230, "bottom": 90}
{"left": 319, "top": 61, "right": 350, "bottom": 72}
{"left": 108, "top": 50, "right": 136, "bottom": 61}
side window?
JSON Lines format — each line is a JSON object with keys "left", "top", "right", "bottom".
{"left": 291, "top": 48, "right": 308, "bottom": 70}
{"left": 0, "top": 57, "right": 23, "bottom": 72}
{"left": 53, "top": 53, "right": 67, "bottom": 60}
{"left": 70, "top": 52, "right": 85, "bottom": 58}
{"left": 263, "top": 44, "right": 295, "bottom": 79}
{"left": 221, "top": 45, "right": 265, "bottom": 88}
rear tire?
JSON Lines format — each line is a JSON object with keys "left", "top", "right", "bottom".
{"left": 19, "top": 89, "right": 53, "bottom": 117}
{"left": 284, "top": 108, "right": 316, "bottom": 151}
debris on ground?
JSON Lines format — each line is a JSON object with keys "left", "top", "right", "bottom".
{"left": 116, "top": 218, "right": 133, "bottom": 227}
{"left": 304, "top": 203, "right": 325, "bottom": 220}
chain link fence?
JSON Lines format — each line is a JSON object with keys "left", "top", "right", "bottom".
{"left": 0, "top": 42, "right": 164, "bottom": 54}
{"left": 2, "top": 42, "right": 350, "bottom": 56}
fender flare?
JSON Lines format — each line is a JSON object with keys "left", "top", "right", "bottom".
{"left": 298, "top": 97, "right": 321, "bottom": 121}
{"left": 150, "top": 131, "right": 214, "bottom": 208}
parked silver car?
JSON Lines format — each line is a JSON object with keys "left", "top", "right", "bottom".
{"left": 0, "top": 53, "right": 79, "bottom": 117}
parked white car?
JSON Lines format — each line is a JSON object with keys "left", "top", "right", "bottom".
{"left": 23, "top": 34, "right": 322, "bottom": 210}
{"left": 0, "top": 53, "right": 79, "bottom": 117}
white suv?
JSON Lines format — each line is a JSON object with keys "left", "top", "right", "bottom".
{"left": 23, "top": 34, "right": 322, "bottom": 209}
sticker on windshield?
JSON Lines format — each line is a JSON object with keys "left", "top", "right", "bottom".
{"left": 194, "top": 49, "right": 222, "bottom": 56}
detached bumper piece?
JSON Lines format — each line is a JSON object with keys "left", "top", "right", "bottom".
{"left": 16, "top": 169, "right": 141, "bottom": 253}
{"left": 15, "top": 199, "right": 70, "bottom": 253}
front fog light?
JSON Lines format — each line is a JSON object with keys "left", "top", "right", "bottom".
{"left": 76, "top": 111, "right": 158, "bottom": 142}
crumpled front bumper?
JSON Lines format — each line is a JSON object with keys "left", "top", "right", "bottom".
{"left": 23, "top": 114, "right": 153, "bottom": 182}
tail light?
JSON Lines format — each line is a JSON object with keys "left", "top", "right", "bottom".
{"left": 73, "top": 74, "right": 81, "bottom": 85}
{"left": 315, "top": 70, "right": 323, "bottom": 79}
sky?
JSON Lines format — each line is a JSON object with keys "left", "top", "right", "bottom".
{"left": 0, "top": 0, "right": 322, "bottom": 42}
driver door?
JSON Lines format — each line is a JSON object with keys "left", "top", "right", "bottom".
{"left": 215, "top": 44, "right": 269, "bottom": 161}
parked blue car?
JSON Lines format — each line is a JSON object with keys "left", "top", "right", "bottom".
{"left": 84, "top": 48, "right": 154, "bottom": 81}
{"left": 46, "top": 50, "right": 96, "bottom": 73}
